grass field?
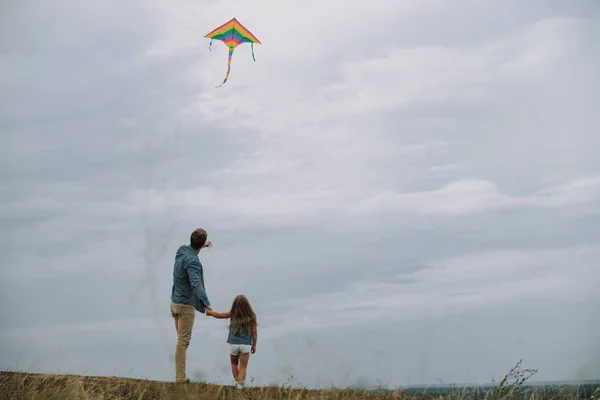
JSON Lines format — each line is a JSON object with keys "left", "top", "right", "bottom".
{"left": 1, "top": 364, "right": 599, "bottom": 400}
{"left": 1, "top": 371, "right": 411, "bottom": 400}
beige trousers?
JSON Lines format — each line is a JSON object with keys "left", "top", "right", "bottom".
{"left": 170, "top": 301, "right": 196, "bottom": 382}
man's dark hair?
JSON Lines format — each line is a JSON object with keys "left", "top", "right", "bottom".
{"left": 190, "top": 228, "right": 207, "bottom": 249}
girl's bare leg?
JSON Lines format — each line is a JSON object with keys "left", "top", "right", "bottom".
{"left": 237, "top": 353, "right": 250, "bottom": 386}
{"left": 229, "top": 354, "right": 239, "bottom": 384}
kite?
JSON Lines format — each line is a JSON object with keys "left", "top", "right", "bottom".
{"left": 204, "top": 18, "right": 261, "bottom": 88}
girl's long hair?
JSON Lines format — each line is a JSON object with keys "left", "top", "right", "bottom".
{"left": 228, "top": 294, "right": 257, "bottom": 334}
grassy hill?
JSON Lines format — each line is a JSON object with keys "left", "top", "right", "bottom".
{"left": 1, "top": 371, "right": 409, "bottom": 400}
{"left": 1, "top": 370, "right": 598, "bottom": 400}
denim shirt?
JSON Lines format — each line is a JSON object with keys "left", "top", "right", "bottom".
{"left": 227, "top": 326, "right": 253, "bottom": 345}
{"left": 171, "top": 245, "right": 210, "bottom": 313}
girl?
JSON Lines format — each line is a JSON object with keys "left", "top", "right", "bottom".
{"left": 206, "top": 294, "right": 257, "bottom": 389}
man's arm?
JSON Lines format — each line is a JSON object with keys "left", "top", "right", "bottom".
{"left": 251, "top": 324, "right": 258, "bottom": 353}
{"left": 187, "top": 260, "right": 210, "bottom": 307}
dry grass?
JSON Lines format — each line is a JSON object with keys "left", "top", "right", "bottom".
{"left": 0, "top": 361, "right": 595, "bottom": 400}
{"left": 2, "top": 370, "right": 398, "bottom": 400}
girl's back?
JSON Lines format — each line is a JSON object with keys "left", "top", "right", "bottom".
{"left": 228, "top": 326, "right": 253, "bottom": 345}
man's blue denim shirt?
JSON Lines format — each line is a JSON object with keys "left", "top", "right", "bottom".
{"left": 171, "top": 245, "right": 210, "bottom": 313}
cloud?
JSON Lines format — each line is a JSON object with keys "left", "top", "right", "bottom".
{"left": 99, "top": 174, "right": 600, "bottom": 225}
{"left": 165, "top": 13, "right": 600, "bottom": 227}
{"left": 257, "top": 244, "right": 600, "bottom": 337}
{"left": 352, "top": 175, "right": 600, "bottom": 215}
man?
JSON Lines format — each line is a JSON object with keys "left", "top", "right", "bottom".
{"left": 170, "top": 228, "right": 213, "bottom": 382}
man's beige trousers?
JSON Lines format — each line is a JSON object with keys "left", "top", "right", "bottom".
{"left": 170, "top": 301, "right": 196, "bottom": 382}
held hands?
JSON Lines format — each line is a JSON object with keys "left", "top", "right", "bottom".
{"left": 205, "top": 309, "right": 231, "bottom": 320}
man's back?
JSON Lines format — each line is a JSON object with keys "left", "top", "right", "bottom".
{"left": 171, "top": 245, "right": 195, "bottom": 305}
{"left": 171, "top": 244, "right": 210, "bottom": 312}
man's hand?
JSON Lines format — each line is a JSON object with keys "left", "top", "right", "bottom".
{"left": 203, "top": 241, "right": 212, "bottom": 249}
{"left": 251, "top": 345, "right": 256, "bottom": 354}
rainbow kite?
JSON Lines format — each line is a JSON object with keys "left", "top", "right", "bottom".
{"left": 205, "top": 18, "right": 261, "bottom": 88}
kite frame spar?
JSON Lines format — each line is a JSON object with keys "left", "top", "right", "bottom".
{"left": 204, "top": 18, "right": 261, "bottom": 87}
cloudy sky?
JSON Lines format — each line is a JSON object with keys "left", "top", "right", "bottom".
{"left": 1, "top": 0, "right": 599, "bottom": 389}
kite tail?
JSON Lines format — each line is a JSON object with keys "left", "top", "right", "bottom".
{"left": 251, "top": 42, "right": 256, "bottom": 61}
{"left": 216, "top": 47, "right": 234, "bottom": 88}
{"left": 209, "top": 39, "right": 213, "bottom": 51}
